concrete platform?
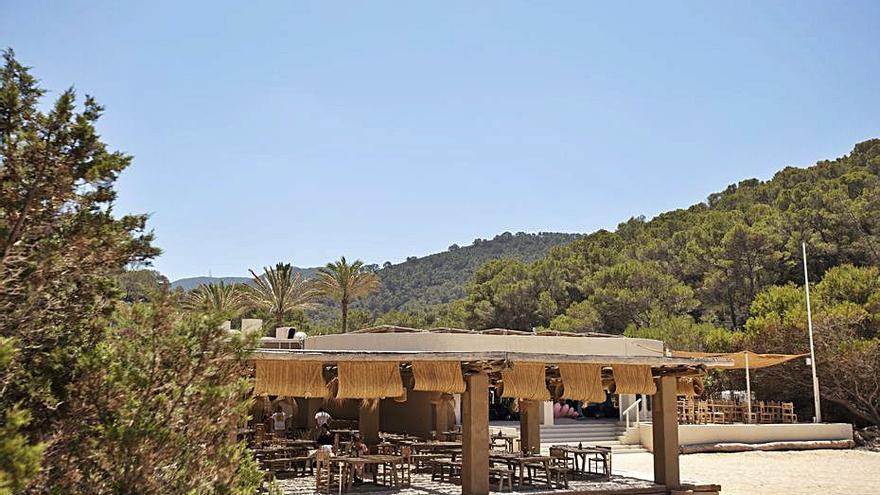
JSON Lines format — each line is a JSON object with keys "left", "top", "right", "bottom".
{"left": 634, "top": 422, "right": 854, "bottom": 452}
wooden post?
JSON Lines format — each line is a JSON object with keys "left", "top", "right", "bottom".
{"left": 462, "top": 372, "right": 490, "bottom": 495}
{"left": 306, "top": 399, "right": 321, "bottom": 429}
{"left": 434, "top": 401, "right": 449, "bottom": 440}
{"left": 519, "top": 400, "right": 541, "bottom": 453}
{"left": 652, "top": 375, "right": 680, "bottom": 490}
{"left": 359, "top": 400, "right": 380, "bottom": 446}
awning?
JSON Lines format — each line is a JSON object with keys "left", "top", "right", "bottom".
{"left": 671, "top": 350, "right": 806, "bottom": 369}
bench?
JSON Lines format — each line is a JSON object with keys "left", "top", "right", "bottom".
{"left": 547, "top": 465, "right": 570, "bottom": 488}
{"left": 489, "top": 466, "right": 514, "bottom": 492}
{"left": 263, "top": 456, "right": 313, "bottom": 477}
{"left": 430, "top": 459, "right": 462, "bottom": 483}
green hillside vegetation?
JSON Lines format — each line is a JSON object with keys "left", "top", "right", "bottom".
{"left": 453, "top": 140, "right": 880, "bottom": 425}
{"left": 361, "top": 232, "right": 582, "bottom": 313}
{"left": 460, "top": 139, "right": 880, "bottom": 335}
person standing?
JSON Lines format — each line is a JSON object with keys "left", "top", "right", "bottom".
{"left": 271, "top": 407, "right": 287, "bottom": 438}
{"left": 315, "top": 407, "right": 331, "bottom": 428}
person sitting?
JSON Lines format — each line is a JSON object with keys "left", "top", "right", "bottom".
{"left": 349, "top": 434, "right": 369, "bottom": 483}
{"left": 316, "top": 424, "right": 334, "bottom": 452}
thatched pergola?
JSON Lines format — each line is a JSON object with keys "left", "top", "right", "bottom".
{"left": 250, "top": 326, "right": 730, "bottom": 495}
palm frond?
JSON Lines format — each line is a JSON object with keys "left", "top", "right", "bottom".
{"left": 243, "top": 263, "right": 319, "bottom": 325}
{"left": 183, "top": 281, "right": 245, "bottom": 315}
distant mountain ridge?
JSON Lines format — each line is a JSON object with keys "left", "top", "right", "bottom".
{"left": 170, "top": 232, "right": 581, "bottom": 310}
{"left": 170, "top": 267, "right": 320, "bottom": 291}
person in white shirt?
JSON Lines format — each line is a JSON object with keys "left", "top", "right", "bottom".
{"left": 271, "top": 407, "right": 287, "bottom": 437}
{"left": 315, "top": 407, "right": 331, "bottom": 428}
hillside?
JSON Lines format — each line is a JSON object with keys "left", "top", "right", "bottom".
{"left": 170, "top": 233, "right": 580, "bottom": 311}
{"left": 361, "top": 232, "right": 582, "bottom": 313}
{"left": 460, "top": 139, "right": 880, "bottom": 334}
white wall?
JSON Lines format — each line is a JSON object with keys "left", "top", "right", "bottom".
{"left": 637, "top": 423, "right": 854, "bottom": 452}
{"left": 305, "top": 332, "right": 664, "bottom": 357}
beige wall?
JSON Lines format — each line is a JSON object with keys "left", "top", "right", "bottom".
{"left": 379, "top": 390, "right": 435, "bottom": 437}
{"left": 305, "top": 333, "right": 664, "bottom": 357}
{"left": 638, "top": 423, "right": 854, "bottom": 452}
{"left": 293, "top": 392, "right": 437, "bottom": 437}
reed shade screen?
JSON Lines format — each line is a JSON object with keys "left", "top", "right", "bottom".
{"left": 611, "top": 364, "right": 657, "bottom": 395}
{"left": 672, "top": 350, "right": 806, "bottom": 369}
{"left": 254, "top": 360, "right": 326, "bottom": 397}
{"left": 558, "top": 363, "right": 606, "bottom": 403}
{"left": 676, "top": 377, "right": 704, "bottom": 397}
{"left": 336, "top": 361, "right": 404, "bottom": 399}
{"left": 501, "top": 362, "right": 550, "bottom": 401}
{"left": 361, "top": 398, "right": 380, "bottom": 412}
{"left": 393, "top": 386, "right": 408, "bottom": 403}
{"left": 412, "top": 361, "right": 466, "bottom": 394}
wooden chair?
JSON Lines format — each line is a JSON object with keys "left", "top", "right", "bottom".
{"left": 696, "top": 401, "right": 709, "bottom": 424}
{"left": 253, "top": 423, "right": 266, "bottom": 445}
{"left": 758, "top": 401, "right": 774, "bottom": 424}
{"left": 781, "top": 402, "right": 798, "bottom": 423}
{"left": 431, "top": 459, "right": 461, "bottom": 483}
{"left": 399, "top": 446, "right": 412, "bottom": 487}
{"left": 314, "top": 449, "right": 332, "bottom": 494}
{"left": 549, "top": 447, "right": 574, "bottom": 470}
{"left": 490, "top": 466, "right": 513, "bottom": 492}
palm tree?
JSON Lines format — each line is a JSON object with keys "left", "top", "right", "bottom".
{"left": 183, "top": 281, "right": 245, "bottom": 315}
{"left": 244, "top": 263, "right": 318, "bottom": 326}
{"left": 314, "top": 256, "right": 381, "bottom": 333}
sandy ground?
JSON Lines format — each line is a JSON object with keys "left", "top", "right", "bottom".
{"left": 613, "top": 449, "right": 880, "bottom": 495}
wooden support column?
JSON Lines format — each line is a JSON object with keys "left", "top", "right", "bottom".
{"left": 306, "top": 398, "right": 321, "bottom": 430}
{"left": 652, "top": 375, "right": 680, "bottom": 490}
{"left": 359, "top": 401, "right": 380, "bottom": 446}
{"left": 519, "top": 400, "right": 541, "bottom": 453}
{"left": 462, "top": 372, "right": 490, "bottom": 495}
{"left": 434, "top": 401, "right": 449, "bottom": 440}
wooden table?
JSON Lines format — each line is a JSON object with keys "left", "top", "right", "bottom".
{"left": 407, "top": 441, "right": 462, "bottom": 454}
{"left": 490, "top": 433, "right": 516, "bottom": 452}
{"left": 490, "top": 452, "right": 552, "bottom": 486}
{"left": 442, "top": 430, "right": 462, "bottom": 441}
{"left": 550, "top": 445, "right": 612, "bottom": 479}
{"left": 333, "top": 455, "right": 405, "bottom": 491}
{"left": 285, "top": 439, "right": 317, "bottom": 448}
{"left": 331, "top": 429, "right": 359, "bottom": 439}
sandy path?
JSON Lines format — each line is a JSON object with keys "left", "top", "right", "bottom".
{"left": 612, "top": 449, "right": 880, "bottom": 495}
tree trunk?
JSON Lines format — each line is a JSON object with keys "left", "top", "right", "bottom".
{"left": 341, "top": 300, "right": 348, "bottom": 333}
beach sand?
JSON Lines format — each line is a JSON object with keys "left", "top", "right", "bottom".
{"left": 613, "top": 449, "right": 880, "bottom": 495}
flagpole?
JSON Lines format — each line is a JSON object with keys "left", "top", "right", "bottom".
{"left": 802, "top": 242, "right": 822, "bottom": 423}
{"left": 744, "top": 351, "right": 752, "bottom": 424}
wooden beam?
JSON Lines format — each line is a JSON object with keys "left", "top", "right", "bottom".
{"left": 359, "top": 401, "right": 380, "bottom": 447}
{"left": 434, "top": 401, "right": 449, "bottom": 440}
{"left": 519, "top": 400, "right": 541, "bottom": 453}
{"left": 462, "top": 372, "right": 489, "bottom": 495}
{"left": 250, "top": 349, "right": 730, "bottom": 368}
{"left": 652, "top": 375, "right": 680, "bottom": 489}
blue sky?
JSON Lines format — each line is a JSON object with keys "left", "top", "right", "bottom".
{"left": 3, "top": 1, "right": 879, "bottom": 280}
